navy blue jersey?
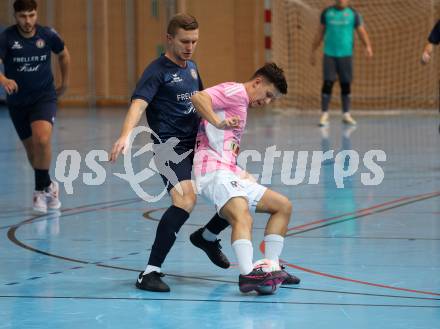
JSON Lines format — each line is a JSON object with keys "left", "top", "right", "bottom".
{"left": 0, "top": 25, "right": 64, "bottom": 107}
{"left": 132, "top": 55, "right": 203, "bottom": 147}
{"left": 428, "top": 20, "right": 440, "bottom": 45}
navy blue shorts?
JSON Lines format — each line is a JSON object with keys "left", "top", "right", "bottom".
{"left": 8, "top": 99, "right": 57, "bottom": 140}
{"left": 158, "top": 146, "right": 194, "bottom": 192}
{"left": 323, "top": 55, "right": 353, "bottom": 84}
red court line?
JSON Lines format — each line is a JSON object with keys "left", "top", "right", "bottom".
{"left": 288, "top": 191, "right": 440, "bottom": 232}
{"left": 261, "top": 191, "right": 440, "bottom": 296}
{"left": 281, "top": 263, "right": 440, "bottom": 297}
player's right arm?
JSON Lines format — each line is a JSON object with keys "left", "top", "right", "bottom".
{"left": 311, "top": 24, "right": 325, "bottom": 66}
{"left": 191, "top": 91, "right": 239, "bottom": 129}
{"left": 421, "top": 20, "right": 440, "bottom": 64}
{"left": 0, "top": 32, "right": 18, "bottom": 94}
{"left": 110, "top": 61, "right": 162, "bottom": 162}
{"left": 0, "top": 67, "right": 18, "bottom": 95}
{"left": 109, "top": 98, "right": 148, "bottom": 162}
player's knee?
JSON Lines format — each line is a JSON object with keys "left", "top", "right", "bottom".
{"left": 32, "top": 134, "right": 51, "bottom": 148}
{"left": 232, "top": 212, "right": 253, "bottom": 231}
{"left": 279, "top": 196, "right": 293, "bottom": 217}
{"left": 173, "top": 193, "right": 196, "bottom": 213}
{"left": 340, "top": 82, "right": 351, "bottom": 95}
{"left": 322, "top": 80, "right": 334, "bottom": 94}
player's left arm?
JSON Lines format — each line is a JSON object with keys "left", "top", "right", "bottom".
{"left": 48, "top": 27, "right": 70, "bottom": 96}
{"left": 56, "top": 46, "right": 70, "bottom": 97}
{"left": 191, "top": 91, "right": 239, "bottom": 130}
{"left": 355, "top": 12, "right": 373, "bottom": 58}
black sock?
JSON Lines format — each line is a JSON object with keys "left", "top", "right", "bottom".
{"left": 205, "top": 213, "right": 230, "bottom": 235}
{"left": 147, "top": 205, "right": 189, "bottom": 267}
{"left": 35, "top": 169, "right": 51, "bottom": 191}
{"left": 321, "top": 93, "right": 331, "bottom": 112}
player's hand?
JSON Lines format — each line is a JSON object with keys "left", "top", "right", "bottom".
{"left": 365, "top": 46, "right": 373, "bottom": 58}
{"left": 110, "top": 135, "right": 129, "bottom": 163}
{"left": 56, "top": 84, "right": 68, "bottom": 97}
{"left": 421, "top": 51, "right": 431, "bottom": 65}
{"left": 1, "top": 78, "right": 18, "bottom": 94}
{"left": 216, "top": 115, "right": 240, "bottom": 130}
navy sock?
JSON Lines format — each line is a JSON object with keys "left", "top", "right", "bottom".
{"left": 147, "top": 206, "right": 189, "bottom": 267}
{"left": 341, "top": 94, "right": 351, "bottom": 113}
{"left": 205, "top": 213, "right": 230, "bottom": 235}
{"left": 35, "top": 169, "right": 51, "bottom": 191}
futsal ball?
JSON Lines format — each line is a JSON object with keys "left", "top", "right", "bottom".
{"left": 253, "top": 259, "right": 283, "bottom": 295}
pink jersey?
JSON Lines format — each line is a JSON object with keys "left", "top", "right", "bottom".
{"left": 194, "top": 82, "right": 249, "bottom": 176}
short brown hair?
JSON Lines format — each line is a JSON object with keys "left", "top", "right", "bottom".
{"left": 167, "top": 13, "right": 198, "bottom": 36}
{"left": 13, "top": 0, "right": 37, "bottom": 12}
{"left": 252, "top": 63, "right": 288, "bottom": 95}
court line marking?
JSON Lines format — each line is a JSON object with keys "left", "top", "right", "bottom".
{"left": 262, "top": 191, "right": 440, "bottom": 296}
{"left": 6, "top": 193, "right": 440, "bottom": 299}
{"left": 0, "top": 294, "right": 438, "bottom": 308}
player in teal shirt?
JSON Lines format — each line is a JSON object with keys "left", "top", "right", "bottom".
{"left": 311, "top": 0, "right": 372, "bottom": 127}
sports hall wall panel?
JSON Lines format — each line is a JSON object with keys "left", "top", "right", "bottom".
{"left": 0, "top": 0, "right": 265, "bottom": 107}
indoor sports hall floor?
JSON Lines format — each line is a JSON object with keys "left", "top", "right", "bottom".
{"left": 0, "top": 106, "right": 439, "bottom": 329}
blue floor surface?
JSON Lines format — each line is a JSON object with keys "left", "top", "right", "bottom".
{"left": 0, "top": 107, "right": 439, "bottom": 328}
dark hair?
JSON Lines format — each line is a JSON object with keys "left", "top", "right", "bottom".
{"left": 167, "top": 13, "right": 198, "bottom": 36}
{"left": 252, "top": 62, "right": 288, "bottom": 95}
{"left": 13, "top": 0, "right": 37, "bottom": 12}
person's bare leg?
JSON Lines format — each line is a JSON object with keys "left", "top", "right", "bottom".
{"left": 256, "top": 189, "right": 292, "bottom": 238}
{"left": 21, "top": 137, "right": 35, "bottom": 168}
{"left": 31, "top": 120, "right": 52, "bottom": 171}
{"left": 220, "top": 197, "right": 254, "bottom": 275}
{"left": 256, "top": 189, "right": 300, "bottom": 284}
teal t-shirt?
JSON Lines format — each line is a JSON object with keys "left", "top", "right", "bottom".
{"left": 321, "top": 6, "right": 362, "bottom": 57}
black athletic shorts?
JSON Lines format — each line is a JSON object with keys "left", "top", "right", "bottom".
{"left": 8, "top": 98, "right": 57, "bottom": 140}
{"left": 323, "top": 55, "right": 353, "bottom": 84}
{"left": 157, "top": 145, "right": 194, "bottom": 192}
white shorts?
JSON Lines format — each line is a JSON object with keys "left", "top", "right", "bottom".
{"left": 196, "top": 170, "right": 267, "bottom": 214}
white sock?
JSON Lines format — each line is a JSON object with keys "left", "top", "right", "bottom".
{"left": 202, "top": 228, "right": 217, "bottom": 242}
{"left": 144, "top": 265, "right": 161, "bottom": 275}
{"left": 232, "top": 239, "right": 254, "bottom": 275}
{"left": 264, "top": 234, "right": 284, "bottom": 264}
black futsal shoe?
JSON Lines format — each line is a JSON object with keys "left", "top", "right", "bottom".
{"left": 135, "top": 271, "right": 170, "bottom": 292}
{"left": 190, "top": 228, "right": 230, "bottom": 269}
{"left": 280, "top": 264, "right": 301, "bottom": 285}
{"left": 239, "top": 267, "right": 287, "bottom": 293}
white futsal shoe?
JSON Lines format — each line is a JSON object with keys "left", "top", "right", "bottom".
{"left": 33, "top": 190, "right": 47, "bottom": 213}
{"left": 342, "top": 113, "right": 357, "bottom": 126}
{"left": 319, "top": 112, "right": 329, "bottom": 127}
{"left": 46, "top": 181, "right": 61, "bottom": 210}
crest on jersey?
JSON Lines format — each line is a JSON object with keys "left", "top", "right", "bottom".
{"left": 36, "top": 39, "right": 45, "bottom": 48}
{"left": 190, "top": 68, "right": 198, "bottom": 80}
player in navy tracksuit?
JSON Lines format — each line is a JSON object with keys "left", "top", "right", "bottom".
{"left": 421, "top": 20, "right": 440, "bottom": 64}
{"left": 0, "top": 0, "right": 70, "bottom": 213}
{"left": 110, "top": 13, "right": 231, "bottom": 292}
